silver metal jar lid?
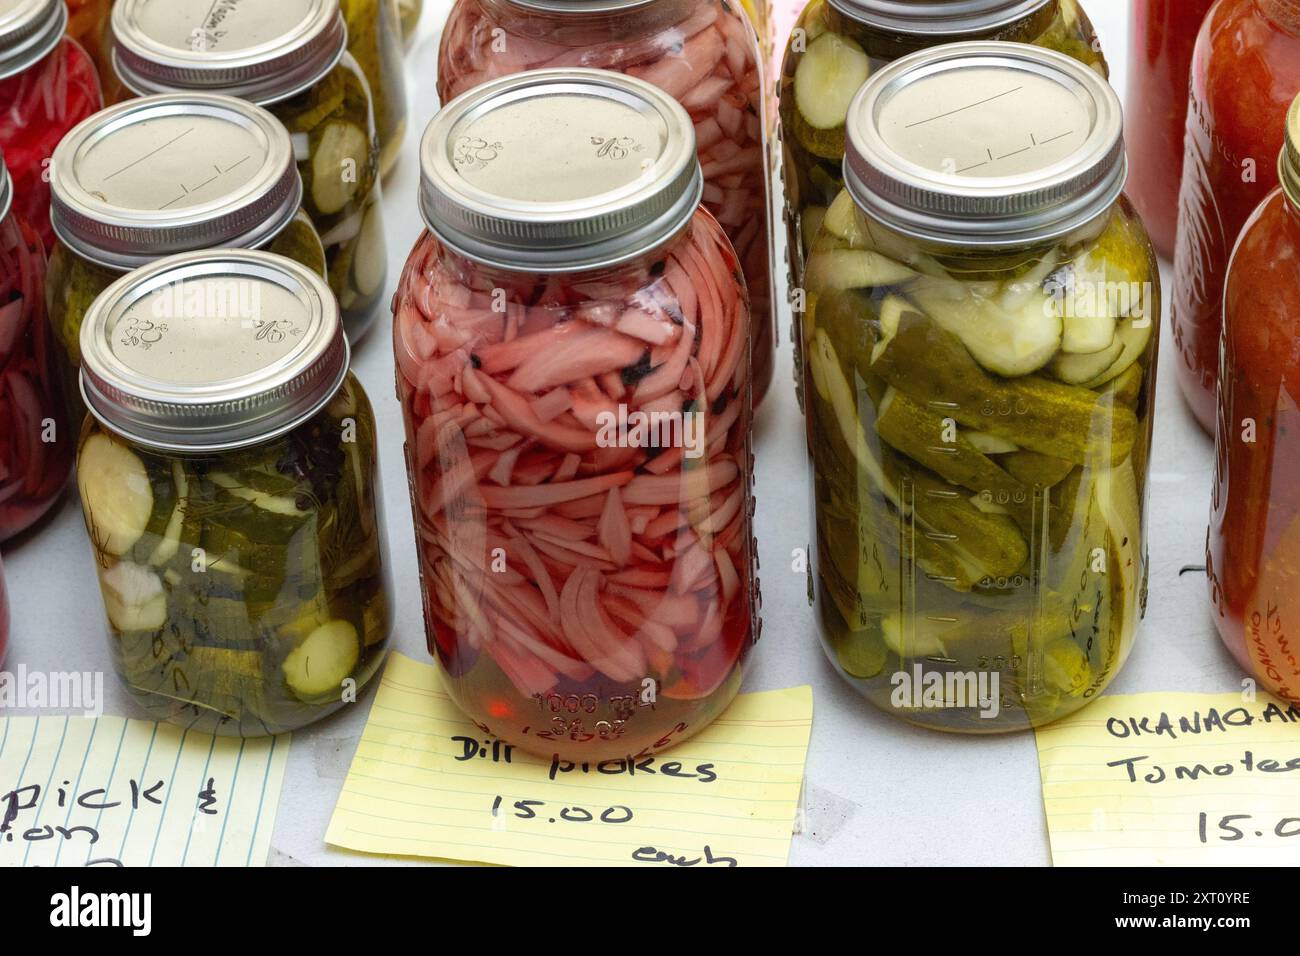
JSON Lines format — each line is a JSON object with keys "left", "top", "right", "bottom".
{"left": 827, "top": 0, "right": 1052, "bottom": 35}
{"left": 111, "top": 0, "right": 347, "bottom": 105}
{"left": 501, "top": 0, "right": 660, "bottom": 12}
{"left": 1283, "top": 93, "right": 1300, "bottom": 211}
{"left": 844, "top": 42, "right": 1126, "bottom": 248}
{"left": 0, "top": 0, "right": 65, "bottom": 80}
{"left": 79, "top": 249, "right": 349, "bottom": 453}
{"left": 51, "top": 94, "right": 302, "bottom": 271}
{"left": 419, "top": 68, "right": 703, "bottom": 272}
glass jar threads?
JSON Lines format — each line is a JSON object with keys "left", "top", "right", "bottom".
{"left": 0, "top": 149, "right": 71, "bottom": 541}
{"left": 0, "top": 0, "right": 103, "bottom": 249}
{"left": 394, "top": 69, "right": 758, "bottom": 760}
{"left": 1208, "top": 94, "right": 1300, "bottom": 702}
{"left": 48, "top": 93, "right": 325, "bottom": 429}
{"left": 109, "top": 0, "right": 388, "bottom": 342}
{"left": 803, "top": 43, "right": 1157, "bottom": 732}
{"left": 437, "top": 0, "right": 776, "bottom": 407}
{"left": 76, "top": 249, "right": 393, "bottom": 736}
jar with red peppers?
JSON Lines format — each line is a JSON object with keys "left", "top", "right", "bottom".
{"left": 0, "top": 150, "right": 71, "bottom": 542}
{"left": 1124, "top": 0, "right": 1215, "bottom": 260}
{"left": 395, "top": 70, "right": 759, "bottom": 760}
{"left": 1173, "top": 0, "right": 1300, "bottom": 434}
{"left": 0, "top": 0, "right": 102, "bottom": 250}
{"left": 1208, "top": 95, "right": 1300, "bottom": 702}
{"left": 437, "top": 0, "right": 776, "bottom": 407}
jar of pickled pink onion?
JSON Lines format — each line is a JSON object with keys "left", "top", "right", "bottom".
{"left": 0, "top": 0, "right": 102, "bottom": 250}
{"left": 395, "top": 70, "right": 759, "bottom": 761}
{"left": 438, "top": 0, "right": 776, "bottom": 407}
{"left": 0, "top": 150, "right": 71, "bottom": 541}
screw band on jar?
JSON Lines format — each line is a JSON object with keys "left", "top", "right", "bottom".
{"left": 0, "top": 0, "right": 67, "bottom": 79}
{"left": 827, "top": 0, "right": 1053, "bottom": 35}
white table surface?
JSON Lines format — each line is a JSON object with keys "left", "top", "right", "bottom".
{"left": 2, "top": 0, "right": 1241, "bottom": 867}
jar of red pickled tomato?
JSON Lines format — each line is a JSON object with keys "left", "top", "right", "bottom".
{"left": 395, "top": 69, "right": 759, "bottom": 760}
{"left": 1173, "top": 0, "right": 1300, "bottom": 435}
{"left": 1124, "top": 0, "right": 1215, "bottom": 260}
{"left": 0, "top": 150, "right": 72, "bottom": 541}
{"left": 437, "top": 0, "right": 776, "bottom": 408}
{"left": 1208, "top": 95, "right": 1300, "bottom": 702}
{"left": 0, "top": 0, "right": 102, "bottom": 250}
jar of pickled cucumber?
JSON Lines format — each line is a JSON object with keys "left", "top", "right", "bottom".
{"left": 780, "top": 0, "right": 1107, "bottom": 406}
{"left": 803, "top": 43, "right": 1157, "bottom": 732}
{"left": 1208, "top": 95, "right": 1300, "bottom": 702}
{"left": 109, "top": 0, "right": 388, "bottom": 343}
{"left": 0, "top": 150, "right": 72, "bottom": 542}
{"left": 338, "top": 0, "right": 408, "bottom": 177}
{"left": 438, "top": 0, "right": 777, "bottom": 407}
{"left": 49, "top": 93, "right": 327, "bottom": 434}
{"left": 0, "top": 0, "right": 103, "bottom": 250}
{"left": 76, "top": 249, "right": 393, "bottom": 736}
{"left": 395, "top": 70, "right": 758, "bottom": 760}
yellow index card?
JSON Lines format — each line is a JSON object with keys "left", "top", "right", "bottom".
{"left": 0, "top": 715, "right": 289, "bottom": 867}
{"left": 1036, "top": 691, "right": 1300, "bottom": 866}
{"left": 326, "top": 652, "right": 813, "bottom": 867}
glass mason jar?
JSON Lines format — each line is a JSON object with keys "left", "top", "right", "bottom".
{"left": 47, "top": 93, "right": 326, "bottom": 430}
{"left": 76, "top": 250, "right": 393, "bottom": 736}
{"left": 1124, "top": 0, "right": 1215, "bottom": 260}
{"left": 397, "top": 0, "right": 422, "bottom": 41}
{"left": 780, "top": 0, "right": 1106, "bottom": 407}
{"left": 0, "top": 0, "right": 103, "bottom": 250}
{"left": 1173, "top": 0, "right": 1300, "bottom": 435}
{"left": 395, "top": 71, "right": 758, "bottom": 760}
{"left": 803, "top": 44, "right": 1157, "bottom": 732}
{"left": 1208, "top": 97, "right": 1300, "bottom": 702}
{"left": 65, "top": 0, "right": 114, "bottom": 87}
{"left": 339, "top": 0, "right": 408, "bottom": 177}
{"left": 0, "top": 153, "right": 71, "bottom": 541}
{"left": 437, "top": 0, "right": 777, "bottom": 407}
{"left": 110, "top": 0, "right": 388, "bottom": 343}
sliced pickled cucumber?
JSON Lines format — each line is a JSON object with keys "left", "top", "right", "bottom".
{"left": 800, "top": 205, "right": 828, "bottom": 254}
{"left": 79, "top": 435, "right": 154, "bottom": 556}
{"left": 829, "top": 626, "right": 888, "bottom": 679}
{"left": 1000, "top": 450, "right": 1075, "bottom": 489}
{"left": 99, "top": 561, "right": 168, "bottom": 632}
{"left": 1079, "top": 314, "right": 1153, "bottom": 389}
{"left": 790, "top": 106, "right": 846, "bottom": 161}
{"left": 147, "top": 461, "right": 191, "bottom": 567}
{"left": 881, "top": 613, "right": 948, "bottom": 659}
{"left": 282, "top": 68, "right": 345, "bottom": 134}
{"left": 283, "top": 619, "right": 361, "bottom": 701}
{"left": 352, "top": 201, "right": 387, "bottom": 297}
{"left": 964, "top": 432, "right": 1019, "bottom": 455}
{"left": 311, "top": 121, "right": 368, "bottom": 215}
{"left": 806, "top": 248, "right": 916, "bottom": 293}
{"left": 794, "top": 31, "right": 870, "bottom": 131}
{"left": 1106, "top": 363, "right": 1144, "bottom": 406}
{"left": 1048, "top": 335, "right": 1122, "bottom": 384}
{"left": 208, "top": 472, "right": 308, "bottom": 518}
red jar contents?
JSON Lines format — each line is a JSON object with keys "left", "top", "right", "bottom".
{"left": 0, "top": 1, "right": 102, "bottom": 250}
{"left": 1208, "top": 100, "right": 1300, "bottom": 701}
{"left": 397, "top": 71, "right": 757, "bottom": 760}
{"left": 1125, "top": 0, "right": 1215, "bottom": 259}
{"left": 1172, "top": 0, "right": 1300, "bottom": 434}
{"left": 0, "top": 163, "right": 69, "bottom": 541}
{"left": 438, "top": 0, "right": 776, "bottom": 406}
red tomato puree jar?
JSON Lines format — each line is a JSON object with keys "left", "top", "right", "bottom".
{"left": 394, "top": 69, "right": 759, "bottom": 761}
{"left": 1209, "top": 94, "right": 1300, "bottom": 702}
{"left": 1172, "top": 0, "right": 1300, "bottom": 434}
{"left": 437, "top": 0, "right": 776, "bottom": 408}
{"left": 0, "top": 0, "right": 102, "bottom": 250}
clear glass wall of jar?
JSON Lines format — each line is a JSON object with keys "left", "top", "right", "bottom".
{"left": 397, "top": 0, "right": 422, "bottom": 42}
{"left": 47, "top": 93, "right": 326, "bottom": 431}
{"left": 0, "top": 154, "right": 70, "bottom": 542}
{"left": 110, "top": 0, "right": 388, "bottom": 343}
{"left": 1172, "top": 0, "right": 1300, "bottom": 435}
{"left": 76, "top": 250, "right": 393, "bottom": 736}
{"left": 339, "top": 0, "right": 408, "bottom": 177}
{"left": 64, "top": 0, "right": 114, "bottom": 89}
{"left": 0, "top": 0, "right": 103, "bottom": 250}
{"left": 803, "top": 44, "right": 1157, "bottom": 732}
{"left": 395, "top": 71, "right": 758, "bottom": 760}
{"left": 437, "top": 0, "right": 776, "bottom": 408}
{"left": 1124, "top": 0, "right": 1215, "bottom": 260}
{"left": 1208, "top": 95, "right": 1300, "bottom": 702}
{"left": 779, "top": 0, "right": 1107, "bottom": 408}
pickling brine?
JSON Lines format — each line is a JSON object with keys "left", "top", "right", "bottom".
{"left": 339, "top": 0, "right": 408, "bottom": 176}
{"left": 438, "top": 0, "right": 776, "bottom": 407}
{"left": 398, "top": 70, "right": 757, "bottom": 760}
{"left": 76, "top": 251, "right": 394, "bottom": 736}
{"left": 0, "top": 155, "right": 71, "bottom": 542}
{"left": 0, "top": 0, "right": 102, "bottom": 250}
{"left": 805, "top": 44, "right": 1155, "bottom": 731}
